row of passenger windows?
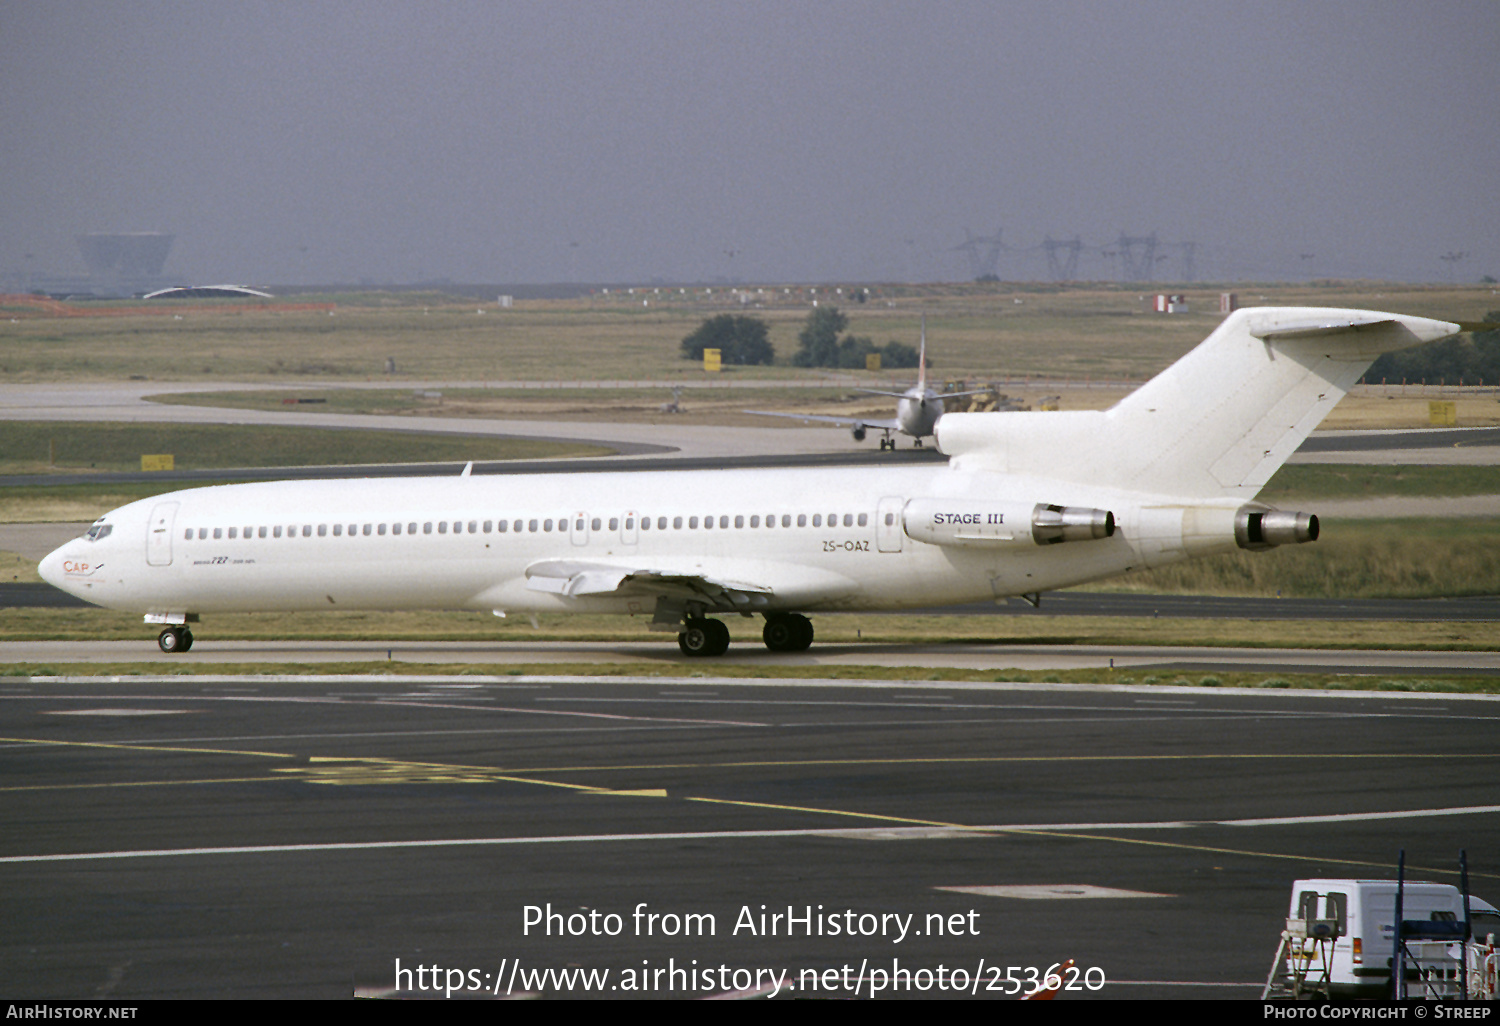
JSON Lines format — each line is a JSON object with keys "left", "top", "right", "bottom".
{"left": 183, "top": 512, "right": 872, "bottom": 541}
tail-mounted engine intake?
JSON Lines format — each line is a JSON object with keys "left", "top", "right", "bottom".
{"left": 904, "top": 499, "right": 1116, "bottom": 549}
{"left": 1235, "top": 506, "right": 1319, "bottom": 550}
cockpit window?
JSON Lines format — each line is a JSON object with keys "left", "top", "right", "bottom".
{"left": 85, "top": 523, "right": 113, "bottom": 542}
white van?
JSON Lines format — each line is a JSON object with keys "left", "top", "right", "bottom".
{"left": 1283, "top": 879, "right": 1498, "bottom": 998}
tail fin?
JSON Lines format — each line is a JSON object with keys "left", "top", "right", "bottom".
{"left": 917, "top": 313, "right": 928, "bottom": 392}
{"left": 936, "top": 307, "right": 1458, "bottom": 502}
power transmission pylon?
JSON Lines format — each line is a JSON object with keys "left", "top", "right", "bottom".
{"left": 1044, "top": 236, "right": 1082, "bottom": 281}
{"left": 953, "top": 228, "right": 1005, "bottom": 280}
{"left": 1117, "top": 232, "right": 1158, "bottom": 282}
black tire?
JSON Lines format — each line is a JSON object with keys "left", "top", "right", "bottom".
{"left": 764, "top": 613, "right": 813, "bottom": 652}
{"left": 679, "top": 621, "right": 713, "bottom": 657}
{"left": 703, "top": 618, "right": 730, "bottom": 656}
{"left": 763, "top": 615, "right": 795, "bottom": 651}
{"left": 158, "top": 628, "right": 181, "bottom": 653}
{"left": 787, "top": 613, "right": 814, "bottom": 651}
{"left": 179, "top": 629, "right": 193, "bottom": 652}
{"left": 679, "top": 618, "right": 730, "bottom": 657}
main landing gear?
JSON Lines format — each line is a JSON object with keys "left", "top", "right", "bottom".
{"left": 676, "top": 613, "right": 815, "bottom": 657}
{"left": 157, "top": 626, "right": 194, "bottom": 653}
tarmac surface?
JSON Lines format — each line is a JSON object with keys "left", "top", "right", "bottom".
{"left": 2, "top": 674, "right": 1497, "bottom": 999}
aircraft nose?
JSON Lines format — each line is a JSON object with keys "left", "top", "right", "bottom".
{"left": 38, "top": 545, "right": 68, "bottom": 588}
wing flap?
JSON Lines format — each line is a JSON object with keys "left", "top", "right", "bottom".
{"left": 525, "top": 559, "right": 774, "bottom": 605}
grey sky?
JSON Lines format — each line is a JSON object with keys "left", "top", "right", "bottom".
{"left": 3, "top": 1, "right": 1496, "bottom": 286}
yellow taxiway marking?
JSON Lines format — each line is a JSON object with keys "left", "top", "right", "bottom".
{"left": 0, "top": 736, "right": 296, "bottom": 759}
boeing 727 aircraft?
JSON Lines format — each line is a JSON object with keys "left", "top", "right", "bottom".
{"left": 40, "top": 307, "right": 1457, "bottom": 657}
{"left": 745, "top": 319, "right": 992, "bottom": 449}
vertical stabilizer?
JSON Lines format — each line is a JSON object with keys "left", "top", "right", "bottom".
{"left": 936, "top": 307, "right": 1458, "bottom": 501}
{"left": 917, "top": 313, "right": 928, "bottom": 392}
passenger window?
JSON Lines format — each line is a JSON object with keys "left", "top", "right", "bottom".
{"left": 858, "top": 513, "right": 868, "bottom": 527}
{"left": 424, "top": 523, "right": 433, "bottom": 534}
{"left": 541, "top": 519, "right": 551, "bottom": 532}
{"left": 673, "top": 517, "right": 682, "bottom": 529}
{"left": 750, "top": 516, "right": 759, "bottom": 528}
{"left": 612, "top": 518, "right": 621, "bottom": 531}
{"left": 318, "top": 524, "right": 328, "bottom": 537}
{"left": 303, "top": 526, "right": 313, "bottom": 537}
{"left": 720, "top": 516, "right": 729, "bottom": 529}
{"left": 884, "top": 513, "right": 894, "bottom": 526}
{"left": 576, "top": 518, "right": 586, "bottom": 532}
{"left": 199, "top": 528, "right": 208, "bottom": 540}
{"left": 274, "top": 526, "right": 283, "bottom": 538}
{"left": 529, "top": 520, "right": 538, "bottom": 532}
{"left": 409, "top": 523, "right": 418, "bottom": 534}
{"left": 796, "top": 515, "right": 806, "bottom": 527}
{"left": 828, "top": 512, "right": 837, "bottom": 525}
{"left": 689, "top": 516, "right": 699, "bottom": 529}
{"left": 184, "top": 529, "right": 192, "bottom": 540}
{"left": 659, "top": 517, "right": 668, "bottom": 530}
{"left": 334, "top": 524, "right": 343, "bottom": 536}
{"left": 703, "top": 516, "right": 712, "bottom": 530}
{"left": 378, "top": 523, "right": 387, "bottom": 535}
{"left": 591, "top": 518, "right": 600, "bottom": 531}
{"left": 812, "top": 515, "right": 822, "bottom": 527}
{"left": 844, "top": 514, "right": 853, "bottom": 527}
{"left": 213, "top": 528, "right": 222, "bottom": 539}
{"left": 259, "top": 527, "right": 267, "bottom": 538}
{"left": 363, "top": 524, "right": 372, "bottom": 536}
{"left": 393, "top": 523, "right": 402, "bottom": 536}
{"left": 483, "top": 521, "right": 491, "bottom": 533}
{"left": 496, "top": 520, "right": 507, "bottom": 533}
{"left": 438, "top": 522, "right": 447, "bottom": 534}
{"left": 783, "top": 515, "right": 792, "bottom": 527}
{"left": 227, "top": 528, "right": 237, "bottom": 539}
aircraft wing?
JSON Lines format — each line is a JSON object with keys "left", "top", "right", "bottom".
{"left": 855, "top": 388, "right": 992, "bottom": 401}
{"left": 524, "top": 558, "right": 774, "bottom": 606}
{"left": 522, "top": 557, "right": 857, "bottom": 610}
{"left": 743, "top": 409, "right": 901, "bottom": 431}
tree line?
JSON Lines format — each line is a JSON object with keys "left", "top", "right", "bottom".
{"left": 679, "top": 309, "right": 921, "bottom": 369}
{"left": 1361, "top": 311, "right": 1500, "bottom": 385}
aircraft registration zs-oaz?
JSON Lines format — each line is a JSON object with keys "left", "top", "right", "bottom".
{"left": 41, "top": 307, "right": 1455, "bottom": 657}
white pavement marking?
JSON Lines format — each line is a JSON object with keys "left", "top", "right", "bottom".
{"left": 3, "top": 804, "right": 1496, "bottom": 864}
{"left": 935, "top": 885, "right": 1173, "bottom": 899}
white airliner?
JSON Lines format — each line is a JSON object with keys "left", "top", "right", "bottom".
{"left": 39, "top": 307, "right": 1456, "bottom": 657}
{"left": 745, "top": 319, "right": 992, "bottom": 449}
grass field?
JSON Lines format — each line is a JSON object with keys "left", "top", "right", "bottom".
{"left": 0, "top": 421, "right": 610, "bottom": 477}
{"left": 3, "top": 282, "right": 1494, "bottom": 384}
{"left": 1, "top": 606, "right": 1495, "bottom": 651}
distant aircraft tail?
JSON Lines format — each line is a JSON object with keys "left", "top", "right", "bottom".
{"left": 936, "top": 307, "right": 1458, "bottom": 502}
{"left": 916, "top": 313, "right": 928, "bottom": 392}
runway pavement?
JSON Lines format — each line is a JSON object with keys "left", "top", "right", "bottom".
{"left": 2, "top": 674, "right": 1497, "bottom": 999}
